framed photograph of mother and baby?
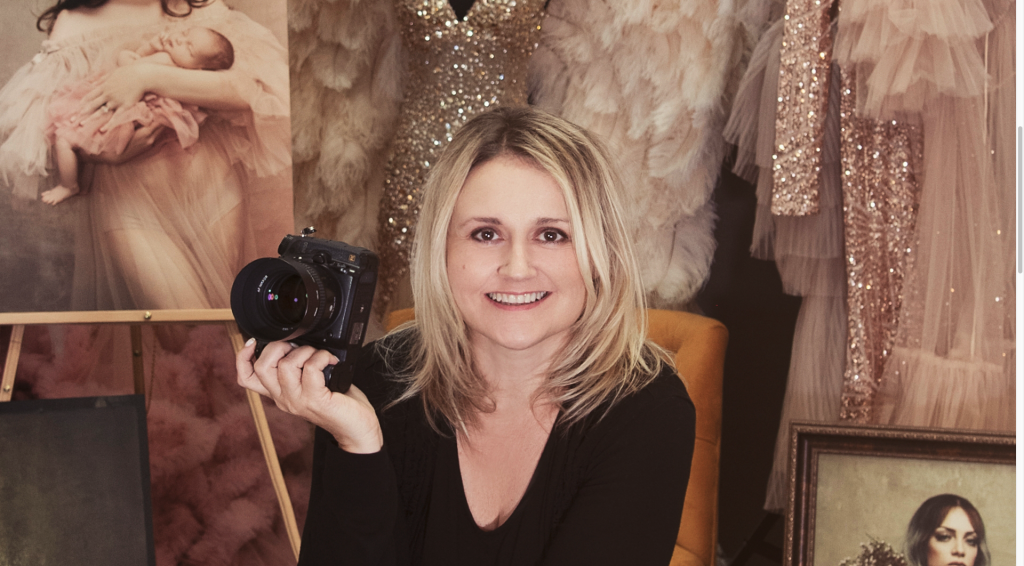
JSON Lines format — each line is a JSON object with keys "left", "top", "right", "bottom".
{"left": 0, "top": 0, "right": 294, "bottom": 324}
{"left": 784, "top": 423, "right": 1014, "bottom": 566}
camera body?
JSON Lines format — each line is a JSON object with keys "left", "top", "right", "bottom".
{"left": 230, "top": 229, "right": 378, "bottom": 392}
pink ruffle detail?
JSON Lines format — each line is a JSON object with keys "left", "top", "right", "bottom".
{"left": 48, "top": 76, "right": 206, "bottom": 156}
{"left": 834, "top": 0, "right": 993, "bottom": 118}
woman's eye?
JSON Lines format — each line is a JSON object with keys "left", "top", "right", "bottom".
{"left": 540, "top": 229, "right": 568, "bottom": 243}
{"left": 471, "top": 228, "right": 497, "bottom": 242}
{"left": 934, "top": 533, "right": 952, "bottom": 543}
{"left": 965, "top": 537, "right": 978, "bottom": 547}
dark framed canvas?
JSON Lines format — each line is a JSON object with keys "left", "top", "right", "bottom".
{"left": 0, "top": 394, "right": 155, "bottom": 566}
{"left": 0, "top": 0, "right": 293, "bottom": 322}
{"left": 784, "top": 422, "right": 1015, "bottom": 566}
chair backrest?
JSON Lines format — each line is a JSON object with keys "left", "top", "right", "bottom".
{"left": 646, "top": 309, "right": 726, "bottom": 566}
{"left": 384, "top": 307, "right": 726, "bottom": 566}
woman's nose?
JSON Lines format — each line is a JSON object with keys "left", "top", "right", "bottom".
{"left": 498, "top": 241, "right": 534, "bottom": 278}
{"left": 951, "top": 539, "right": 966, "bottom": 556}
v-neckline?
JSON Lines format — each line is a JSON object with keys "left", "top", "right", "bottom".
{"left": 451, "top": 415, "right": 559, "bottom": 533}
{"left": 444, "top": 0, "right": 479, "bottom": 22}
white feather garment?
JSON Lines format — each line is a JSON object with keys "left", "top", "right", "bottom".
{"left": 288, "top": 0, "right": 405, "bottom": 248}
{"left": 531, "top": 0, "right": 745, "bottom": 307}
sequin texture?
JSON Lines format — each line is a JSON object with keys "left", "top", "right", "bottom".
{"left": 771, "top": 0, "right": 832, "bottom": 216}
{"left": 375, "top": 0, "right": 545, "bottom": 313}
{"left": 838, "top": 69, "right": 922, "bottom": 422}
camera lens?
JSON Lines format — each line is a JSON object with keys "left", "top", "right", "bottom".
{"left": 231, "top": 257, "right": 342, "bottom": 343}
{"left": 263, "top": 272, "right": 306, "bottom": 326}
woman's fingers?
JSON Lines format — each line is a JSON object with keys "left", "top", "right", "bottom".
{"left": 99, "top": 105, "right": 127, "bottom": 133}
{"left": 249, "top": 340, "right": 299, "bottom": 398}
{"left": 247, "top": 343, "right": 338, "bottom": 418}
{"left": 297, "top": 349, "right": 339, "bottom": 395}
{"left": 235, "top": 338, "right": 271, "bottom": 397}
{"left": 275, "top": 347, "right": 342, "bottom": 414}
{"left": 77, "top": 66, "right": 146, "bottom": 123}
{"left": 76, "top": 88, "right": 110, "bottom": 123}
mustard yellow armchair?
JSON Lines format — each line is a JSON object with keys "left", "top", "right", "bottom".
{"left": 385, "top": 307, "right": 727, "bottom": 566}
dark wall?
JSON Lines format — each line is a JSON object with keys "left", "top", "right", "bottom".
{"left": 697, "top": 163, "right": 799, "bottom": 562}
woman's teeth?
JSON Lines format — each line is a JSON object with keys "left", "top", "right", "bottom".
{"left": 487, "top": 292, "right": 547, "bottom": 305}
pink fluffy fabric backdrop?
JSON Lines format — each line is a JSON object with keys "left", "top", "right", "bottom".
{"left": 14, "top": 324, "right": 311, "bottom": 565}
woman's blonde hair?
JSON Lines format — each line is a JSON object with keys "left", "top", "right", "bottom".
{"left": 389, "top": 106, "right": 668, "bottom": 431}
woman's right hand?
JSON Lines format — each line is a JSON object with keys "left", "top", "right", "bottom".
{"left": 79, "top": 122, "right": 166, "bottom": 165}
{"left": 236, "top": 339, "right": 384, "bottom": 454}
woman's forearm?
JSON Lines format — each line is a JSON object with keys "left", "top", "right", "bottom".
{"left": 137, "top": 64, "right": 249, "bottom": 110}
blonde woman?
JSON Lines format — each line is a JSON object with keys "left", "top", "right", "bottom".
{"left": 237, "top": 107, "right": 696, "bottom": 565}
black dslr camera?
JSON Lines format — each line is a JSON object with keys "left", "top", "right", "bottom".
{"left": 230, "top": 228, "right": 378, "bottom": 393}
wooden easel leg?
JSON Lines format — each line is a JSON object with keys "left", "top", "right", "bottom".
{"left": 1, "top": 325, "right": 24, "bottom": 402}
{"left": 225, "top": 322, "right": 301, "bottom": 560}
{"left": 130, "top": 325, "right": 146, "bottom": 397}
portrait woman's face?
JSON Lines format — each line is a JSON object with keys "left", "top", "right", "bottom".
{"left": 927, "top": 507, "right": 980, "bottom": 566}
{"left": 445, "top": 155, "right": 586, "bottom": 360}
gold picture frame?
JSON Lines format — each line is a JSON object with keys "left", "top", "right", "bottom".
{"left": 784, "top": 422, "right": 1015, "bottom": 566}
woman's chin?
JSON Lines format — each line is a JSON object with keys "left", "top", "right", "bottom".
{"left": 469, "top": 326, "right": 569, "bottom": 357}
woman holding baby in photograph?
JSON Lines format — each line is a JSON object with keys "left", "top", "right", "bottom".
{"left": 0, "top": 0, "right": 293, "bottom": 311}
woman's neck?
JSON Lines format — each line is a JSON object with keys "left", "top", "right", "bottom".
{"left": 468, "top": 353, "right": 561, "bottom": 423}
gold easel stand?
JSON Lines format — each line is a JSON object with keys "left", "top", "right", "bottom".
{"left": 0, "top": 310, "right": 301, "bottom": 561}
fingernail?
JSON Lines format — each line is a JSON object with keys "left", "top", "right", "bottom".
{"left": 245, "top": 337, "right": 255, "bottom": 347}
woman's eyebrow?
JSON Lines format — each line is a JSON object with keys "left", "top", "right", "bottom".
{"left": 456, "top": 216, "right": 569, "bottom": 227}
{"left": 535, "top": 217, "right": 570, "bottom": 225}
{"left": 936, "top": 526, "right": 976, "bottom": 535}
{"left": 461, "top": 216, "right": 502, "bottom": 226}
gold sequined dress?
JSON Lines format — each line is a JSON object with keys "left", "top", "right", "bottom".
{"left": 375, "top": 0, "right": 545, "bottom": 313}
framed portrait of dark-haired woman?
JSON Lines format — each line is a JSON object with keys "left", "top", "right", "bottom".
{"left": 0, "top": 0, "right": 294, "bottom": 323}
{"left": 784, "top": 423, "right": 1015, "bottom": 566}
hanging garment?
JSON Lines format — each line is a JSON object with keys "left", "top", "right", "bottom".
{"left": 835, "top": 0, "right": 1015, "bottom": 430}
{"left": 531, "top": 0, "right": 743, "bottom": 308}
{"left": 375, "top": 0, "right": 546, "bottom": 313}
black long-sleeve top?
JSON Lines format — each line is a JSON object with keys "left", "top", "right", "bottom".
{"left": 298, "top": 335, "right": 696, "bottom": 566}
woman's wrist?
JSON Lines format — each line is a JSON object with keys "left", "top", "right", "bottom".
{"left": 319, "top": 415, "right": 384, "bottom": 454}
{"left": 131, "top": 63, "right": 161, "bottom": 96}
{"left": 331, "top": 427, "right": 384, "bottom": 455}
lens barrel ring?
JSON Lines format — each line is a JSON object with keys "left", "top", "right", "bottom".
{"left": 230, "top": 256, "right": 339, "bottom": 343}
{"left": 275, "top": 256, "right": 328, "bottom": 341}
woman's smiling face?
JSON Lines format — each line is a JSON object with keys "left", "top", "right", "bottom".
{"left": 445, "top": 155, "right": 586, "bottom": 360}
{"left": 927, "top": 507, "right": 979, "bottom": 566}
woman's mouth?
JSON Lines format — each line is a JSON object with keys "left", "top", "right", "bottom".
{"left": 486, "top": 292, "right": 548, "bottom": 306}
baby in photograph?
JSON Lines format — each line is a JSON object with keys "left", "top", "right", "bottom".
{"left": 42, "top": 25, "right": 234, "bottom": 205}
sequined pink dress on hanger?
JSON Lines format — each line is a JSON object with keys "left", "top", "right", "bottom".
{"left": 835, "top": 0, "right": 1016, "bottom": 429}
